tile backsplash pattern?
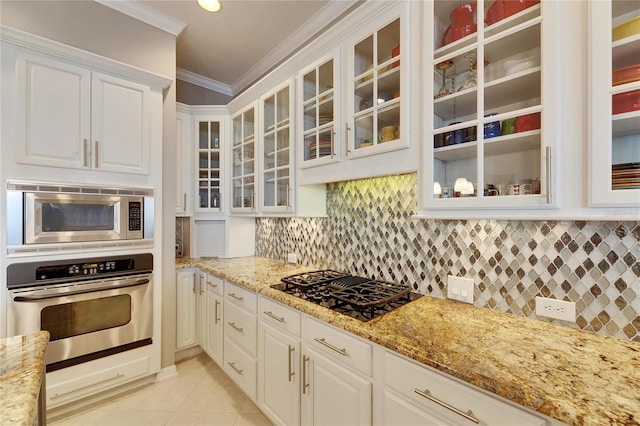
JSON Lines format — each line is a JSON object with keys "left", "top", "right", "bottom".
{"left": 256, "top": 173, "right": 640, "bottom": 343}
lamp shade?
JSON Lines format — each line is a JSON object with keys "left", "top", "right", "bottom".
{"left": 434, "top": 182, "right": 442, "bottom": 195}
{"left": 454, "top": 177, "right": 468, "bottom": 193}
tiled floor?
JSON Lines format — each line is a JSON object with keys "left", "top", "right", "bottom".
{"left": 48, "top": 353, "right": 272, "bottom": 426}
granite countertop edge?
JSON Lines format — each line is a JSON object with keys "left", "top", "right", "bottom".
{"left": 177, "top": 257, "right": 640, "bottom": 426}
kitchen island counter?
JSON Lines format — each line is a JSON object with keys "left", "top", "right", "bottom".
{"left": 0, "top": 331, "right": 49, "bottom": 426}
{"left": 177, "top": 256, "right": 640, "bottom": 425}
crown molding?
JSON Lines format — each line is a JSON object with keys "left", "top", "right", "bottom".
{"left": 231, "top": 0, "right": 365, "bottom": 94}
{"left": 95, "top": 0, "right": 187, "bottom": 36}
{"left": 177, "top": 68, "right": 234, "bottom": 97}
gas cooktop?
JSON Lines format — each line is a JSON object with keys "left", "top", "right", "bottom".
{"left": 272, "top": 270, "right": 421, "bottom": 322}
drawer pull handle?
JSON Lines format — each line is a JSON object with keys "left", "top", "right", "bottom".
{"left": 214, "top": 300, "right": 220, "bottom": 324}
{"left": 264, "top": 311, "right": 285, "bottom": 323}
{"left": 228, "top": 322, "right": 244, "bottom": 333}
{"left": 228, "top": 362, "right": 243, "bottom": 375}
{"left": 302, "top": 355, "right": 310, "bottom": 394}
{"left": 314, "top": 337, "right": 347, "bottom": 356}
{"left": 207, "top": 280, "right": 218, "bottom": 288}
{"left": 288, "top": 345, "right": 295, "bottom": 382}
{"left": 414, "top": 388, "right": 479, "bottom": 424}
{"left": 51, "top": 373, "right": 124, "bottom": 400}
{"left": 228, "top": 293, "right": 244, "bottom": 301}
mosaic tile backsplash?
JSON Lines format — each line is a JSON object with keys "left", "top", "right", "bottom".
{"left": 256, "top": 173, "right": 640, "bottom": 343}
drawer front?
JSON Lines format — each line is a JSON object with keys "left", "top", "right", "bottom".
{"left": 258, "top": 297, "right": 301, "bottom": 337}
{"left": 303, "top": 317, "right": 372, "bottom": 376}
{"left": 384, "top": 352, "right": 546, "bottom": 426}
{"left": 204, "top": 273, "right": 223, "bottom": 296}
{"left": 224, "top": 301, "right": 257, "bottom": 355}
{"left": 225, "top": 282, "right": 257, "bottom": 313}
{"left": 224, "top": 337, "right": 257, "bottom": 401}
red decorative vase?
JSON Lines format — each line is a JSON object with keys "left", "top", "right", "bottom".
{"left": 441, "top": 3, "right": 477, "bottom": 47}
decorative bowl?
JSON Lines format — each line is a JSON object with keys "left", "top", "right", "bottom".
{"left": 613, "top": 16, "right": 640, "bottom": 42}
{"left": 613, "top": 64, "right": 640, "bottom": 86}
{"left": 613, "top": 89, "right": 640, "bottom": 115}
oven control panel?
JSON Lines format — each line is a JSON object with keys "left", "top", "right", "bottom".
{"left": 37, "top": 259, "right": 135, "bottom": 280}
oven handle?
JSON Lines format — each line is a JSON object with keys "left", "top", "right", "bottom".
{"left": 13, "top": 277, "right": 150, "bottom": 301}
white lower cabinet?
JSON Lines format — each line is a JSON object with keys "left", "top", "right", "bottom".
{"left": 176, "top": 270, "right": 197, "bottom": 350}
{"left": 204, "top": 274, "right": 224, "bottom": 365}
{"left": 380, "top": 350, "right": 548, "bottom": 426}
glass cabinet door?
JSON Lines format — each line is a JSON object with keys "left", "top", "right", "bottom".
{"left": 427, "top": 0, "right": 551, "bottom": 208}
{"left": 349, "top": 15, "right": 403, "bottom": 155}
{"left": 261, "top": 80, "right": 293, "bottom": 211}
{"left": 196, "top": 119, "right": 222, "bottom": 210}
{"left": 590, "top": 0, "right": 640, "bottom": 207}
{"left": 300, "top": 55, "right": 339, "bottom": 167}
{"left": 231, "top": 105, "right": 256, "bottom": 211}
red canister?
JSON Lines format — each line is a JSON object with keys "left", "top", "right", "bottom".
{"left": 515, "top": 112, "right": 541, "bottom": 132}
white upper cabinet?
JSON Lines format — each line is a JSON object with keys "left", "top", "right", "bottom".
{"left": 195, "top": 114, "right": 226, "bottom": 213}
{"left": 420, "top": 0, "right": 561, "bottom": 217}
{"left": 15, "top": 50, "right": 151, "bottom": 175}
{"left": 589, "top": 0, "right": 640, "bottom": 207}
{"left": 231, "top": 102, "right": 258, "bottom": 213}
{"left": 259, "top": 79, "right": 295, "bottom": 213}
{"left": 176, "top": 107, "right": 192, "bottom": 215}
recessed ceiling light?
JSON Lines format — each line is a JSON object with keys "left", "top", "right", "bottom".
{"left": 198, "top": 0, "right": 221, "bottom": 12}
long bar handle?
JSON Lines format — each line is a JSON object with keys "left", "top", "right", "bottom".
{"left": 94, "top": 140, "right": 99, "bottom": 168}
{"left": 227, "top": 362, "right": 243, "bottom": 375}
{"left": 545, "top": 146, "right": 552, "bottom": 204}
{"left": 288, "top": 345, "right": 295, "bottom": 382}
{"left": 228, "top": 293, "right": 244, "bottom": 302}
{"left": 414, "top": 388, "right": 479, "bottom": 424}
{"left": 314, "top": 337, "right": 347, "bottom": 356}
{"left": 263, "top": 311, "right": 285, "bottom": 323}
{"left": 227, "top": 322, "right": 244, "bottom": 333}
{"left": 331, "top": 128, "right": 336, "bottom": 158}
{"left": 83, "top": 138, "right": 89, "bottom": 167}
{"left": 302, "top": 355, "right": 310, "bottom": 394}
{"left": 199, "top": 275, "right": 204, "bottom": 295}
{"left": 344, "top": 123, "right": 351, "bottom": 155}
{"left": 183, "top": 193, "right": 187, "bottom": 210}
{"left": 51, "top": 374, "right": 124, "bottom": 400}
{"left": 214, "top": 300, "right": 220, "bottom": 324}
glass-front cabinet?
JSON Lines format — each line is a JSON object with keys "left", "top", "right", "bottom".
{"left": 346, "top": 5, "right": 409, "bottom": 158}
{"left": 423, "top": 0, "right": 558, "bottom": 213}
{"left": 299, "top": 53, "right": 340, "bottom": 168}
{"left": 590, "top": 0, "right": 640, "bottom": 207}
{"left": 196, "top": 117, "right": 223, "bottom": 211}
{"left": 231, "top": 103, "right": 257, "bottom": 212}
{"left": 260, "top": 79, "right": 294, "bottom": 213}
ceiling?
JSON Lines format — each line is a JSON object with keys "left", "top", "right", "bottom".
{"left": 102, "top": 0, "right": 362, "bottom": 97}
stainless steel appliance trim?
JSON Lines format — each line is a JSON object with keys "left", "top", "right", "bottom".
{"left": 12, "top": 277, "right": 150, "bottom": 301}
{"left": 7, "top": 180, "right": 154, "bottom": 196}
{"left": 314, "top": 337, "right": 348, "bottom": 356}
{"left": 414, "top": 388, "right": 479, "bottom": 424}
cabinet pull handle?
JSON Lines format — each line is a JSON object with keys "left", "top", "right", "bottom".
{"left": 264, "top": 311, "right": 285, "bottom": 323}
{"left": 314, "top": 337, "right": 347, "bottom": 356}
{"left": 227, "top": 322, "right": 244, "bottom": 333}
{"left": 94, "top": 140, "right": 99, "bottom": 168}
{"left": 288, "top": 345, "right": 295, "bottom": 382}
{"left": 331, "top": 129, "right": 336, "bottom": 158}
{"left": 51, "top": 373, "right": 124, "bottom": 400}
{"left": 228, "top": 293, "right": 244, "bottom": 302}
{"left": 287, "top": 185, "right": 291, "bottom": 208}
{"left": 207, "top": 280, "right": 217, "bottom": 288}
{"left": 214, "top": 300, "right": 220, "bottom": 324}
{"left": 83, "top": 138, "right": 89, "bottom": 167}
{"left": 192, "top": 274, "right": 196, "bottom": 294}
{"left": 545, "top": 146, "right": 552, "bottom": 204}
{"left": 227, "top": 362, "right": 243, "bottom": 375}
{"left": 199, "top": 275, "right": 204, "bottom": 295}
{"left": 344, "top": 123, "right": 351, "bottom": 155}
{"left": 414, "top": 388, "right": 479, "bottom": 424}
{"left": 302, "top": 355, "right": 310, "bottom": 394}
{"left": 183, "top": 193, "right": 186, "bottom": 210}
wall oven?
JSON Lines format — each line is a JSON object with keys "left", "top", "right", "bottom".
{"left": 7, "top": 253, "right": 153, "bottom": 372}
{"left": 6, "top": 181, "right": 154, "bottom": 247}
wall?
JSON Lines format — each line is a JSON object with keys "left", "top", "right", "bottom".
{"left": 177, "top": 80, "right": 232, "bottom": 105}
{"left": 256, "top": 173, "right": 640, "bottom": 343}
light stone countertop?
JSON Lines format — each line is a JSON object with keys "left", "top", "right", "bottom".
{"left": 177, "top": 256, "right": 640, "bottom": 425}
{"left": 0, "top": 331, "right": 49, "bottom": 426}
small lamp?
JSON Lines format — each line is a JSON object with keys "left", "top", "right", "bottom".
{"left": 433, "top": 182, "right": 442, "bottom": 198}
{"left": 454, "top": 177, "right": 468, "bottom": 197}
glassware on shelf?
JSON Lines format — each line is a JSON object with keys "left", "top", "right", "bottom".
{"left": 435, "top": 60, "right": 454, "bottom": 99}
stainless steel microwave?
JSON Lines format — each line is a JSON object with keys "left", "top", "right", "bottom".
{"left": 6, "top": 181, "right": 154, "bottom": 246}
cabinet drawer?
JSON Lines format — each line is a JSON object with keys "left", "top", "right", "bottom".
{"left": 258, "top": 297, "right": 301, "bottom": 337}
{"left": 224, "top": 301, "right": 257, "bottom": 355}
{"left": 225, "top": 282, "right": 257, "bottom": 313}
{"left": 303, "top": 317, "right": 372, "bottom": 376}
{"left": 384, "top": 352, "right": 546, "bottom": 425}
{"left": 205, "top": 274, "right": 223, "bottom": 296}
{"left": 224, "top": 337, "right": 257, "bottom": 401}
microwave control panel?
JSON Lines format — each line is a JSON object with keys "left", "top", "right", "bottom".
{"left": 128, "top": 200, "right": 143, "bottom": 238}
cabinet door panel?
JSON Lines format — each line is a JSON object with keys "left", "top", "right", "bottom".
{"left": 16, "top": 52, "right": 91, "bottom": 169}
{"left": 176, "top": 271, "right": 197, "bottom": 350}
{"left": 92, "top": 72, "right": 150, "bottom": 175}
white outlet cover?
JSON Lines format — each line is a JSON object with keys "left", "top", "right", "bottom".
{"left": 287, "top": 253, "right": 298, "bottom": 264}
{"left": 535, "top": 296, "right": 576, "bottom": 322}
{"left": 447, "top": 275, "right": 474, "bottom": 304}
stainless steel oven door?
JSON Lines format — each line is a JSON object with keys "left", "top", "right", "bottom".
{"left": 7, "top": 274, "right": 152, "bottom": 366}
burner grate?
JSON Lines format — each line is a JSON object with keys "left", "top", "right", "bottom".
{"left": 280, "top": 270, "right": 350, "bottom": 288}
{"left": 332, "top": 280, "right": 411, "bottom": 308}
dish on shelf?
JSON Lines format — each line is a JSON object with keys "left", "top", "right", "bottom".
{"left": 612, "top": 89, "right": 640, "bottom": 114}
{"left": 613, "top": 64, "right": 640, "bottom": 86}
{"left": 503, "top": 55, "right": 540, "bottom": 75}
{"left": 612, "top": 162, "right": 640, "bottom": 189}
{"left": 612, "top": 16, "right": 640, "bottom": 42}
{"left": 485, "top": 0, "right": 540, "bottom": 26}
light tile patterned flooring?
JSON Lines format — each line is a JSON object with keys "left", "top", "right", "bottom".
{"left": 49, "top": 353, "right": 272, "bottom": 426}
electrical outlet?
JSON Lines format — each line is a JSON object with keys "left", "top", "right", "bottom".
{"left": 447, "top": 275, "right": 474, "bottom": 304}
{"left": 535, "top": 297, "right": 576, "bottom": 322}
{"left": 287, "top": 253, "right": 298, "bottom": 264}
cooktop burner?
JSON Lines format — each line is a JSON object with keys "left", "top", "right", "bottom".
{"left": 274, "top": 270, "right": 421, "bottom": 322}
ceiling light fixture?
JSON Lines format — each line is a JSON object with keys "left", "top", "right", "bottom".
{"left": 198, "top": 0, "right": 221, "bottom": 12}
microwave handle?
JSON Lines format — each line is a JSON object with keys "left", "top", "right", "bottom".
{"left": 13, "top": 277, "right": 150, "bottom": 301}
